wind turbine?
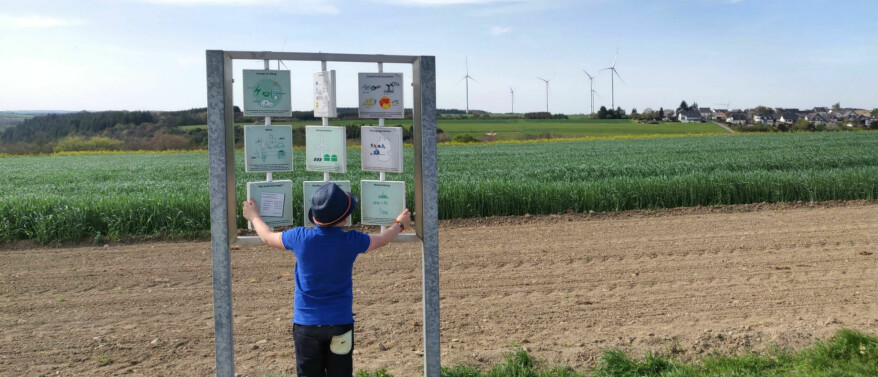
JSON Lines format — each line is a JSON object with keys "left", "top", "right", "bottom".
{"left": 509, "top": 87, "right": 515, "bottom": 114}
{"left": 537, "top": 77, "right": 551, "bottom": 113}
{"left": 582, "top": 70, "right": 599, "bottom": 116}
{"left": 459, "top": 58, "right": 477, "bottom": 114}
{"left": 601, "top": 50, "right": 624, "bottom": 110}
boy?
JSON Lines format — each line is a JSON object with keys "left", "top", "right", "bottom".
{"left": 242, "top": 182, "right": 412, "bottom": 377}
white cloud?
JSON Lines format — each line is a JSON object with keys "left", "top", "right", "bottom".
{"left": 375, "top": 0, "right": 526, "bottom": 6}
{"left": 489, "top": 26, "right": 511, "bottom": 35}
{"left": 126, "top": 0, "right": 338, "bottom": 14}
{"left": 0, "top": 14, "right": 87, "bottom": 28}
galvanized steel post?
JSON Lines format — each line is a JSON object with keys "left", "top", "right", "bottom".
{"left": 206, "top": 50, "right": 236, "bottom": 377}
{"left": 413, "top": 55, "right": 440, "bottom": 377}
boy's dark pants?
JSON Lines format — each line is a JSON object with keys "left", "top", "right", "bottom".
{"left": 293, "top": 323, "right": 354, "bottom": 377}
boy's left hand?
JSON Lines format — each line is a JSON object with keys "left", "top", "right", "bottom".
{"left": 242, "top": 198, "right": 259, "bottom": 221}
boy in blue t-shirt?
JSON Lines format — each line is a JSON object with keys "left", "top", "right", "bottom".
{"left": 242, "top": 182, "right": 412, "bottom": 377}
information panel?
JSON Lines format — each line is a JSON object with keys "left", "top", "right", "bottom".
{"left": 314, "top": 70, "right": 337, "bottom": 118}
{"left": 303, "top": 180, "right": 352, "bottom": 227}
{"left": 244, "top": 125, "right": 293, "bottom": 172}
{"left": 246, "top": 180, "right": 294, "bottom": 228}
{"left": 358, "top": 73, "right": 404, "bottom": 118}
{"left": 243, "top": 70, "right": 292, "bottom": 117}
{"left": 361, "top": 126, "right": 403, "bottom": 173}
{"left": 360, "top": 180, "right": 406, "bottom": 226}
{"left": 305, "top": 126, "right": 347, "bottom": 173}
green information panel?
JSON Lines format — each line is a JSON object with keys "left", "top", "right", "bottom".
{"left": 305, "top": 126, "right": 347, "bottom": 173}
{"left": 303, "top": 181, "right": 352, "bottom": 227}
{"left": 247, "top": 180, "right": 294, "bottom": 228}
{"left": 244, "top": 125, "right": 293, "bottom": 172}
{"left": 243, "top": 70, "right": 292, "bottom": 117}
{"left": 360, "top": 180, "right": 405, "bottom": 226}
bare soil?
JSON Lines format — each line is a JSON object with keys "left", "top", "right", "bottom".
{"left": 1, "top": 201, "right": 876, "bottom": 377}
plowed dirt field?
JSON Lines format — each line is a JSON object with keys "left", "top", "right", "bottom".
{"left": 2, "top": 201, "right": 876, "bottom": 376}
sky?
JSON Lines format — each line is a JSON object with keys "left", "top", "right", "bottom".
{"left": 1, "top": 0, "right": 877, "bottom": 114}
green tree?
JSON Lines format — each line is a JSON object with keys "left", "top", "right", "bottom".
{"left": 597, "top": 106, "right": 608, "bottom": 119}
{"left": 678, "top": 101, "right": 688, "bottom": 111}
{"left": 616, "top": 107, "right": 626, "bottom": 119}
{"left": 690, "top": 102, "right": 699, "bottom": 110}
{"left": 832, "top": 102, "right": 841, "bottom": 111}
{"left": 870, "top": 108, "right": 877, "bottom": 117}
{"left": 658, "top": 107, "right": 665, "bottom": 121}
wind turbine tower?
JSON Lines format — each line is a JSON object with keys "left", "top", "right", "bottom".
{"left": 509, "top": 87, "right": 515, "bottom": 114}
{"left": 460, "top": 58, "right": 476, "bottom": 114}
{"left": 601, "top": 51, "right": 624, "bottom": 110}
{"left": 583, "top": 70, "right": 599, "bottom": 115}
{"left": 537, "top": 77, "right": 551, "bottom": 113}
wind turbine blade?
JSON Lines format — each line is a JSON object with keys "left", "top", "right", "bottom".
{"left": 612, "top": 50, "right": 618, "bottom": 68}
{"left": 457, "top": 76, "right": 467, "bottom": 84}
{"left": 465, "top": 57, "right": 469, "bottom": 75}
{"left": 592, "top": 90, "right": 600, "bottom": 98}
{"left": 469, "top": 75, "right": 478, "bottom": 83}
{"left": 614, "top": 69, "right": 625, "bottom": 84}
{"left": 583, "top": 69, "right": 594, "bottom": 79}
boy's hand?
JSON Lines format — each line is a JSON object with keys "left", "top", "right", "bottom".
{"left": 242, "top": 198, "right": 259, "bottom": 221}
{"left": 396, "top": 209, "right": 412, "bottom": 230}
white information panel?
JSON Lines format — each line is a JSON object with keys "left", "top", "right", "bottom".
{"left": 303, "top": 180, "right": 352, "bottom": 227}
{"left": 314, "top": 70, "right": 338, "bottom": 118}
{"left": 358, "top": 73, "right": 404, "bottom": 118}
{"left": 242, "top": 70, "right": 292, "bottom": 117}
{"left": 246, "top": 180, "right": 294, "bottom": 228}
{"left": 360, "top": 180, "right": 406, "bottom": 226}
{"left": 244, "top": 125, "right": 293, "bottom": 172}
{"left": 361, "top": 126, "right": 403, "bottom": 173}
{"left": 305, "top": 126, "right": 347, "bottom": 173}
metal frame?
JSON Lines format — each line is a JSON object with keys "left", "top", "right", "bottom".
{"left": 206, "top": 50, "right": 439, "bottom": 377}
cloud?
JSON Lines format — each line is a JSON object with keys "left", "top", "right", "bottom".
{"left": 375, "top": 0, "right": 527, "bottom": 6}
{"left": 0, "top": 14, "right": 87, "bottom": 28}
{"left": 489, "top": 26, "right": 511, "bottom": 35}
{"left": 126, "top": 0, "right": 338, "bottom": 14}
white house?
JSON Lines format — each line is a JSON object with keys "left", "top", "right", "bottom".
{"left": 726, "top": 112, "right": 748, "bottom": 125}
{"left": 753, "top": 113, "right": 776, "bottom": 126}
{"left": 778, "top": 112, "right": 799, "bottom": 124}
{"left": 678, "top": 108, "right": 702, "bottom": 123}
{"left": 699, "top": 107, "right": 714, "bottom": 120}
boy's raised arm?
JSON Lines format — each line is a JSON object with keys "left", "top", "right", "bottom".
{"left": 242, "top": 198, "right": 285, "bottom": 249}
{"left": 367, "top": 209, "right": 412, "bottom": 253}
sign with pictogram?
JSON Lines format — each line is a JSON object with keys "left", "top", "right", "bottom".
{"left": 244, "top": 125, "right": 293, "bottom": 172}
{"left": 246, "top": 180, "right": 294, "bottom": 228}
{"left": 360, "top": 180, "right": 406, "bottom": 226}
{"left": 305, "top": 126, "right": 347, "bottom": 173}
{"left": 314, "top": 70, "right": 337, "bottom": 118}
{"left": 361, "top": 126, "right": 403, "bottom": 173}
{"left": 243, "top": 70, "right": 292, "bottom": 117}
{"left": 358, "top": 73, "right": 404, "bottom": 118}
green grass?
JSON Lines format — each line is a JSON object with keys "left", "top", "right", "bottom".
{"left": 1, "top": 132, "right": 875, "bottom": 244}
{"left": 177, "top": 118, "right": 725, "bottom": 141}
{"left": 435, "top": 119, "right": 724, "bottom": 140}
{"left": 259, "top": 329, "right": 878, "bottom": 377}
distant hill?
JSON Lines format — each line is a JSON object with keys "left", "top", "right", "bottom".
{"left": 0, "top": 112, "right": 36, "bottom": 131}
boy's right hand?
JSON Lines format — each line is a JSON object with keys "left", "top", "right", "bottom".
{"left": 242, "top": 198, "right": 259, "bottom": 221}
{"left": 396, "top": 209, "right": 412, "bottom": 231}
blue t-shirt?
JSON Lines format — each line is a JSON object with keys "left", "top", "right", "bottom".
{"left": 281, "top": 226, "right": 371, "bottom": 325}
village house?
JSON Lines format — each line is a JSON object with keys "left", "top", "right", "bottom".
{"left": 699, "top": 107, "right": 713, "bottom": 120}
{"left": 778, "top": 112, "right": 799, "bottom": 124}
{"left": 726, "top": 112, "right": 748, "bottom": 125}
{"left": 804, "top": 113, "right": 828, "bottom": 126}
{"left": 753, "top": 113, "right": 776, "bottom": 126}
{"left": 677, "top": 108, "right": 702, "bottom": 123}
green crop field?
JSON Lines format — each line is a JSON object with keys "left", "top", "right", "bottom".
{"left": 1, "top": 132, "right": 875, "bottom": 244}
{"left": 178, "top": 118, "right": 726, "bottom": 141}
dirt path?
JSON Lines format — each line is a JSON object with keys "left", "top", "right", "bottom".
{"left": 712, "top": 121, "right": 736, "bottom": 133}
{"left": 2, "top": 202, "right": 876, "bottom": 376}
